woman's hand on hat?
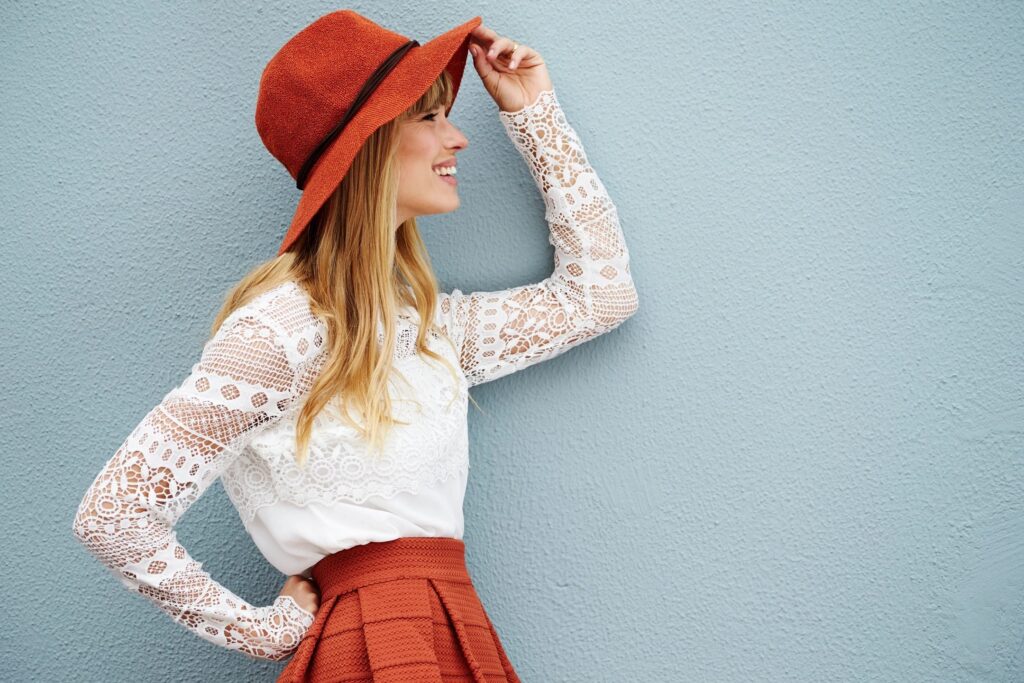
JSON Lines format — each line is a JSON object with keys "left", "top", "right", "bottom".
{"left": 468, "top": 24, "right": 553, "bottom": 113}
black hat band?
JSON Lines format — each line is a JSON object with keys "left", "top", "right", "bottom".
{"left": 296, "top": 39, "right": 420, "bottom": 190}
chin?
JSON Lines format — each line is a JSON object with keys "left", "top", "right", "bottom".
{"left": 406, "top": 192, "right": 460, "bottom": 220}
{"left": 426, "top": 199, "right": 461, "bottom": 217}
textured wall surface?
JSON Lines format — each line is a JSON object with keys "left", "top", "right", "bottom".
{"left": 2, "top": 1, "right": 1022, "bottom": 681}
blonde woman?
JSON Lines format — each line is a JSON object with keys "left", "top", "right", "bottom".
{"left": 72, "top": 10, "right": 638, "bottom": 681}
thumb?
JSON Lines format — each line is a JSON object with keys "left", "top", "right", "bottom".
{"left": 469, "top": 43, "right": 487, "bottom": 71}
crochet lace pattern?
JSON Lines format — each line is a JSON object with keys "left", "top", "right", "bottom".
{"left": 72, "top": 86, "right": 638, "bottom": 661}
{"left": 221, "top": 305, "right": 470, "bottom": 527}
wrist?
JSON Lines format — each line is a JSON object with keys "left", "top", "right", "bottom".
{"left": 274, "top": 594, "right": 316, "bottom": 629}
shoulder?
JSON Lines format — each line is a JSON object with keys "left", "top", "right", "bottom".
{"left": 218, "top": 280, "right": 328, "bottom": 370}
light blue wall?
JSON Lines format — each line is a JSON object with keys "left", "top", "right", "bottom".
{"left": 3, "top": 1, "right": 1021, "bottom": 680}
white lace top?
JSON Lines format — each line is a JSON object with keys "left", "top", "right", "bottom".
{"left": 72, "top": 87, "right": 639, "bottom": 662}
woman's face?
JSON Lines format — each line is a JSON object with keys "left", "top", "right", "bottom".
{"left": 395, "top": 103, "right": 469, "bottom": 227}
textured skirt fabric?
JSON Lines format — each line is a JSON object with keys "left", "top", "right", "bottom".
{"left": 277, "top": 536, "right": 521, "bottom": 682}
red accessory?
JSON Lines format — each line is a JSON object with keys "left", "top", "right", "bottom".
{"left": 255, "top": 10, "right": 482, "bottom": 255}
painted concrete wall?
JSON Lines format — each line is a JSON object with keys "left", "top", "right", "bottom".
{"left": 3, "top": 1, "right": 1021, "bottom": 680}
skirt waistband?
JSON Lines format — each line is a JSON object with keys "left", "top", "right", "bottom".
{"left": 309, "top": 536, "right": 470, "bottom": 601}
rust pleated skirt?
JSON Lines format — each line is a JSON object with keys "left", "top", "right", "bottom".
{"left": 277, "top": 536, "right": 521, "bottom": 683}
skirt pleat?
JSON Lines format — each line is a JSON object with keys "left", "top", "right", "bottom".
{"left": 277, "top": 537, "right": 521, "bottom": 683}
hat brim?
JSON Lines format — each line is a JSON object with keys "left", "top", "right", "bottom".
{"left": 276, "top": 15, "right": 482, "bottom": 256}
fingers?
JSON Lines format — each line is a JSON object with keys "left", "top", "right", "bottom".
{"left": 470, "top": 24, "right": 500, "bottom": 43}
{"left": 486, "top": 35, "right": 513, "bottom": 60}
{"left": 489, "top": 41, "right": 523, "bottom": 72}
{"left": 508, "top": 44, "right": 529, "bottom": 70}
{"left": 470, "top": 25, "right": 526, "bottom": 72}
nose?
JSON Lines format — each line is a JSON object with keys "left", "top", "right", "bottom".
{"left": 445, "top": 121, "right": 469, "bottom": 152}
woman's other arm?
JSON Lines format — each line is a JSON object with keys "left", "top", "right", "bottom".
{"left": 72, "top": 307, "right": 317, "bottom": 661}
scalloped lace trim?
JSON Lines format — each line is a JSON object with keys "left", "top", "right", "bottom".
{"left": 221, "top": 317, "right": 470, "bottom": 523}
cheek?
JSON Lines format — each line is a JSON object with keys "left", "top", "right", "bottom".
{"left": 401, "top": 130, "right": 438, "bottom": 163}
{"left": 397, "top": 129, "right": 446, "bottom": 197}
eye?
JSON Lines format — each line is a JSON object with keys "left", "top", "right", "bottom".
{"left": 422, "top": 107, "right": 449, "bottom": 122}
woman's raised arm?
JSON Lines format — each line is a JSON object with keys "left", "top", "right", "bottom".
{"left": 437, "top": 86, "right": 639, "bottom": 387}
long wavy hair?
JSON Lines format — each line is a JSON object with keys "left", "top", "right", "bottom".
{"left": 207, "top": 68, "right": 480, "bottom": 468}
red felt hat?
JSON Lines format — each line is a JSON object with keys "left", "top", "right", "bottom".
{"left": 255, "top": 10, "right": 482, "bottom": 256}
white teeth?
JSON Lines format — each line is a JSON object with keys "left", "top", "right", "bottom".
{"left": 432, "top": 166, "right": 457, "bottom": 176}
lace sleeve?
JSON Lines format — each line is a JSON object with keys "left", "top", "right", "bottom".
{"left": 71, "top": 307, "right": 317, "bottom": 661}
{"left": 437, "top": 87, "right": 639, "bottom": 387}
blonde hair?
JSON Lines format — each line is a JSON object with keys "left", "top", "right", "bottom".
{"left": 209, "top": 68, "right": 480, "bottom": 468}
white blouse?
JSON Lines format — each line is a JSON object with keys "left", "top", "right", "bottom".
{"left": 72, "top": 87, "right": 639, "bottom": 662}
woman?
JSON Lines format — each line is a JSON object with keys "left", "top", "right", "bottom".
{"left": 72, "top": 10, "right": 638, "bottom": 682}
